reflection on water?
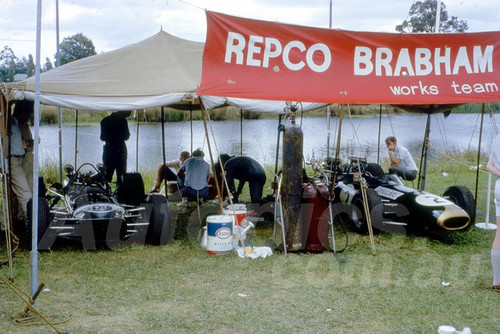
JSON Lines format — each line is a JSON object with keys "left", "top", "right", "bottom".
{"left": 37, "top": 113, "right": 499, "bottom": 172}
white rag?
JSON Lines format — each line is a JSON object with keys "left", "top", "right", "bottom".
{"left": 235, "top": 246, "right": 273, "bottom": 259}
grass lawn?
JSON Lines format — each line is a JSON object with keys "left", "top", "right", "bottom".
{"left": 1, "top": 226, "right": 498, "bottom": 333}
{"left": 1, "top": 155, "right": 499, "bottom": 333}
{"left": 0, "top": 228, "right": 500, "bottom": 333}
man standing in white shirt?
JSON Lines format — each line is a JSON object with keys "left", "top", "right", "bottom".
{"left": 9, "top": 100, "right": 34, "bottom": 228}
{"left": 385, "top": 136, "right": 418, "bottom": 181}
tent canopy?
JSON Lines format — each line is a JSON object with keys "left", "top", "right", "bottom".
{"left": 4, "top": 31, "right": 203, "bottom": 110}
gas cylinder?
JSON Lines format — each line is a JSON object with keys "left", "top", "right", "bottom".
{"left": 281, "top": 122, "right": 304, "bottom": 251}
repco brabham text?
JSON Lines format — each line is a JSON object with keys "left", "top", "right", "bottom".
{"left": 223, "top": 31, "right": 494, "bottom": 78}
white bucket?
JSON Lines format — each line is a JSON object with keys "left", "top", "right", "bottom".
{"left": 224, "top": 204, "right": 248, "bottom": 225}
{"left": 226, "top": 203, "right": 246, "bottom": 211}
{"left": 224, "top": 204, "right": 248, "bottom": 248}
{"left": 206, "top": 215, "right": 233, "bottom": 255}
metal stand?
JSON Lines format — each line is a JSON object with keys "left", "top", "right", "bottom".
{"left": 322, "top": 173, "right": 337, "bottom": 253}
{"left": 272, "top": 174, "right": 287, "bottom": 255}
{"left": 353, "top": 157, "right": 376, "bottom": 254}
{"left": 0, "top": 274, "right": 65, "bottom": 333}
{"left": 328, "top": 199, "right": 336, "bottom": 253}
{"left": 476, "top": 173, "right": 497, "bottom": 230}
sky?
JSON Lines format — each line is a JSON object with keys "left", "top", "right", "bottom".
{"left": 1, "top": 0, "right": 499, "bottom": 63}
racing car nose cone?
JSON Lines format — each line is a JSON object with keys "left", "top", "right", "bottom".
{"left": 73, "top": 203, "right": 124, "bottom": 219}
{"left": 437, "top": 206, "right": 470, "bottom": 230}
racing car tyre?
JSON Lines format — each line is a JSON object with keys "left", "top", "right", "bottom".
{"left": 118, "top": 173, "right": 145, "bottom": 206}
{"left": 27, "top": 198, "right": 50, "bottom": 250}
{"left": 365, "top": 163, "right": 385, "bottom": 177}
{"left": 443, "top": 185, "right": 476, "bottom": 228}
{"left": 146, "top": 194, "right": 173, "bottom": 245}
{"left": 350, "top": 188, "right": 384, "bottom": 234}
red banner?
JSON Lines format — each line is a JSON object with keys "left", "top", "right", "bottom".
{"left": 197, "top": 11, "right": 500, "bottom": 104}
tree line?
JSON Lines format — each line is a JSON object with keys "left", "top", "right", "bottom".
{"left": 0, "top": 33, "right": 96, "bottom": 82}
{"left": 1, "top": 0, "right": 466, "bottom": 83}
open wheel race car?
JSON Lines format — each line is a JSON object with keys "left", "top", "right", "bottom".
{"left": 28, "top": 163, "right": 172, "bottom": 250}
{"left": 322, "top": 157, "right": 476, "bottom": 235}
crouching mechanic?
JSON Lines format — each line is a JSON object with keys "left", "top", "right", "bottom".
{"left": 217, "top": 154, "right": 266, "bottom": 203}
{"left": 385, "top": 136, "right": 418, "bottom": 181}
{"left": 180, "top": 149, "right": 211, "bottom": 202}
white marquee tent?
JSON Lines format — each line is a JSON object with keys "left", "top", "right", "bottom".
{"left": 4, "top": 31, "right": 203, "bottom": 110}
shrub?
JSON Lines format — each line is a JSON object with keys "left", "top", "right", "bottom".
{"left": 40, "top": 157, "right": 66, "bottom": 185}
{"left": 40, "top": 109, "right": 58, "bottom": 124}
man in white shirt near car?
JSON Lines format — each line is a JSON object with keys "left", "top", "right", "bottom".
{"left": 385, "top": 136, "right": 418, "bottom": 181}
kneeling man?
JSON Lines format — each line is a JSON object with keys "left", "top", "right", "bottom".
{"left": 385, "top": 136, "right": 418, "bottom": 181}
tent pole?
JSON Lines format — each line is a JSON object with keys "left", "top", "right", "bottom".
{"left": 326, "top": 105, "right": 331, "bottom": 160}
{"left": 417, "top": 108, "right": 432, "bottom": 191}
{"left": 377, "top": 104, "right": 382, "bottom": 165}
{"left": 240, "top": 108, "right": 243, "bottom": 155}
{"left": 74, "top": 110, "right": 78, "bottom": 168}
{"left": 329, "top": 0, "right": 332, "bottom": 28}
{"left": 0, "top": 93, "right": 7, "bottom": 156}
{"left": 161, "top": 107, "right": 166, "bottom": 165}
{"left": 274, "top": 115, "right": 283, "bottom": 177}
{"left": 189, "top": 102, "right": 193, "bottom": 153}
{"left": 31, "top": 0, "right": 43, "bottom": 303}
{"left": 330, "top": 105, "right": 344, "bottom": 190}
{"left": 56, "top": 0, "right": 62, "bottom": 183}
{"left": 474, "top": 103, "right": 486, "bottom": 209}
{"left": 201, "top": 103, "right": 223, "bottom": 213}
{"left": 334, "top": 106, "right": 344, "bottom": 170}
{"left": 0, "top": 92, "right": 14, "bottom": 280}
{"left": 135, "top": 110, "right": 139, "bottom": 172}
{"left": 435, "top": 0, "right": 442, "bottom": 33}
{"left": 57, "top": 110, "right": 63, "bottom": 183}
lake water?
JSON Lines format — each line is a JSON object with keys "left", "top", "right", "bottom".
{"left": 37, "top": 113, "right": 500, "bottom": 172}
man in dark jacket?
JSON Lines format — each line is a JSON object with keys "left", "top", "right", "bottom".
{"left": 100, "top": 111, "right": 131, "bottom": 187}
{"left": 217, "top": 154, "right": 266, "bottom": 203}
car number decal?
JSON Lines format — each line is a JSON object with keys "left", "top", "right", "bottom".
{"left": 415, "top": 194, "right": 454, "bottom": 207}
{"left": 339, "top": 183, "right": 356, "bottom": 204}
{"left": 375, "top": 186, "right": 404, "bottom": 200}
